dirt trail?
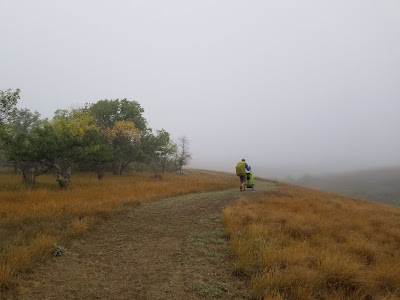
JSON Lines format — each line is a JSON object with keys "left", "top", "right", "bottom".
{"left": 14, "top": 180, "right": 275, "bottom": 300}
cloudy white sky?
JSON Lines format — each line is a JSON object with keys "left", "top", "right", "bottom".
{"left": 1, "top": 1, "right": 399, "bottom": 178}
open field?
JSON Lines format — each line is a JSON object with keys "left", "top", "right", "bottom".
{"left": 223, "top": 182, "right": 400, "bottom": 299}
{"left": 0, "top": 170, "right": 237, "bottom": 291}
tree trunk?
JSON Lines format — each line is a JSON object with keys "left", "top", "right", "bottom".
{"left": 162, "top": 157, "right": 166, "bottom": 175}
{"left": 112, "top": 161, "right": 123, "bottom": 175}
{"left": 18, "top": 162, "right": 50, "bottom": 184}
{"left": 95, "top": 165, "right": 105, "bottom": 180}
{"left": 53, "top": 163, "right": 72, "bottom": 188}
{"left": 56, "top": 170, "right": 71, "bottom": 188}
{"left": 97, "top": 171, "right": 105, "bottom": 180}
{"left": 21, "top": 169, "right": 36, "bottom": 184}
{"left": 120, "top": 161, "right": 130, "bottom": 175}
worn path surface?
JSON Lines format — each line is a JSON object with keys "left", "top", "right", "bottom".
{"left": 14, "top": 180, "right": 275, "bottom": 300}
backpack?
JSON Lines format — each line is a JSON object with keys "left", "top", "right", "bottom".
{"left": 236, "top": 161, "right": 246, "bottom": 176}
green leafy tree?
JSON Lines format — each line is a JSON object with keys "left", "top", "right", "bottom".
{"left": 1, "top": 109, "right": 50, "bottom": 183}
{"left": 156, "top": 130, "right": 177, "bottom": 175}
{"left": 48, "top": 109, "right": 99, "bottom": 187}
{"left": 9, "top": 108, "right": 41, "bottom": 133}
{"left": 89, "top": 99, "right": 148, "bottom": 175}
{"left": 78, "top": 129, "right": 114, "bottom": 179}
{"left": 0, "top": 89, "right": 20, "bottom": 157}
{"left": 104, "top": 120, "right": 141, "bottom": 175}
{"left": 89, "top": 99, "right": 147, "bottom": 131}
{"left": 143, "top": 129, "right": 176, "bottom": 176}
{"left": 0, "top": 89, "right": 20, "bottom": 126}
{"left": 4, "top": 108, "right": 100, "bottom": 187}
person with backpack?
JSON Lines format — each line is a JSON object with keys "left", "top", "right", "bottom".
{"left": 236, "top": 159, "right": 251, "bottom": 191}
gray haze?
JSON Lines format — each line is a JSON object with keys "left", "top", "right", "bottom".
{"left": 1, "top": 1, "right": 400, "bottom": 178}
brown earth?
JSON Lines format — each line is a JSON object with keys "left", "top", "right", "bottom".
{"left": 10, "top": 180, "right": 274, "bottom": 300}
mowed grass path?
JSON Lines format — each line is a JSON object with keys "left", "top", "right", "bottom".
{"left": 10, "top": 179, "right": 275, "bottom": 299}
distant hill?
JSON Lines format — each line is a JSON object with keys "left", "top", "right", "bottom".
{"left": 292, "top": 166, "right": 400, "bottom": 206}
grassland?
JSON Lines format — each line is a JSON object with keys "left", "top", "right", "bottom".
{"left": 0, "top": 170, "right": 237, "bottom": 291}
{"left": 4, "top": 169, "right": 400, "bottom": 299}
{"left": 295, "top": 166, "right": 400, "bottom": 206}
{"left": 223, "top": 182, "right": 400, "bottom": 299}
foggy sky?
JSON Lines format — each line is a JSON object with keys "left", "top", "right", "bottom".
{"left": 1, "top": 1, "right": 399, "bottom": 178}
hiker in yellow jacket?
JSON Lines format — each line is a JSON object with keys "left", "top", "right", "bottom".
{"left": 236, "top": 159, "right": 251, "bottom": 191}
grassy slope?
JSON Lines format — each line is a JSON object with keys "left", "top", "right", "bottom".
{"left": 3, "top": 169, "right": 400, "bottom": 299}
{"left": 223, "top": 181, "right": 400, "bottom": 300}
{"left": 295, "top": 166, "right": 400, "bottom": 206}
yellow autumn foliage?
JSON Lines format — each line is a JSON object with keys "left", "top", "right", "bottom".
{"left": 104, "top": 120, "right": 140, "bottom": 143}
{"left": 52, "top": 110, "right": 98, "bottom": 139}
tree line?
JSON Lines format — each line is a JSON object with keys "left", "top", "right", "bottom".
{"left": 0, "top": 89, "right": 192, "bottom": 187}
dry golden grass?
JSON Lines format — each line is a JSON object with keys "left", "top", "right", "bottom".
{"left": 0, "top": 170, "right": 237, "bottom": 289}
{"left": 223, "top": 182, "right": 400, "bottom": 300}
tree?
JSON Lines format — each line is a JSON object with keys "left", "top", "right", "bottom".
{"left": 156, "top": 130, "right": 177, "bottom": 175}
{"left": 0, "top": 89, "right": 20, "bottom": 125}
{"left": 142, "top": 129, "right": 176, "bottom": 177}
{"left": 78, "top": 129, "right": 114, "bottom": 179}
{"left": 9, "top": 108, "right": 41, "bottom": 133}
{"left": 89, "top": 99, "right": 147, "bottom": 131}
{"left": 48, "top": 109, "right": 99, "bottom": 187}
{"left": 176, "top": 136, "right": 192, "bottom": 175}
{"left": 104, "top": 120, "right": 141, "bottom": 175}
{"left": 89, "top": 99, "right": 148, "bottom": 175}
{"left": 0, "top": 109, "right": 50, "bottom": 183}
{"left": 0, "top": 89, "right": 20, "bottom": 156}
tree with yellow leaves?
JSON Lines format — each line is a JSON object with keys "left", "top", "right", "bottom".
{"left": 104, "top": 120, "right": 140, "bottom": 145}
{"left": 46, "top": 109, "right": 100, "bottom": 187}
{"left": 89, "top": 99, "right": 149, "bottom": 175}
{"left": 103, "top": 120, "right": 142, "bottom": 174}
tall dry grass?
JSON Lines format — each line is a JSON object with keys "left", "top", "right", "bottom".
{"left": 223, "top": 182, "right": 400, "bottom": 300}
{"left": 0, "top": 170, "right": 237, "bottom": 289}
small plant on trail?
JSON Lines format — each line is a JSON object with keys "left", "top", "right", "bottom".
{"left": 51, "top": 244, "right": 65, "bottom": 257}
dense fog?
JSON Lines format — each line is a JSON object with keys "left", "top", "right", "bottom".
{"left": 1, "top": 1, "right": 399, "bottom": 178}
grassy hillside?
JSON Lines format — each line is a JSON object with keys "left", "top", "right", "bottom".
{"left": 0, "top": 171, "right": 237, "bottom": 291}
{"left": 294, "top": 166, "right": 400, "bottom": 206}
{"left": 3, "top": 170, "right": 400, "bottom": 299}
{"left": 223, "top": 182, "right": 400, "bottom": 299}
